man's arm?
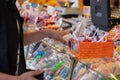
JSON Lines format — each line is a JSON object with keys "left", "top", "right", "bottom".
{"left": 23, "top": 30, "right": 48, "bottom": 45}
{"left": 0, "top": 73, "right": 18, "bottom": 80}
{"left": 0, "top": 70, "right": 43, "bottom": 80}
{"left": 23, "top": 29, "right": 70, "bottom": 45}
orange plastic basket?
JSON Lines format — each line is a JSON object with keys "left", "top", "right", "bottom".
{"left": 75, "top": 41, "right": 114, "bottom": 59}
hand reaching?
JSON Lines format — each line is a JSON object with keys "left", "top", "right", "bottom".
{"left": 48, "top": 29, "right": 70, "bottom": 44}
{"left": 17, "top": 70, "right": 43, "bottom": 80}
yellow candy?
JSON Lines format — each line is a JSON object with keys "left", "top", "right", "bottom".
{"left": 54, "top": 76, "right": 61, "bottom": 80}
{"left": 116, "top": 46, "right": 120, "bottom": 53}
{"left": 109, "top": 31, "right": 116, "bottom": 35}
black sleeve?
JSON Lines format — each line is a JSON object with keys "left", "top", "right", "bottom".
{"left": 0, "top": 0, "right": 10, "bottom": 73}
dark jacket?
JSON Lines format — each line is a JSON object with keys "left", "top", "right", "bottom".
{"left": 0, "top": 0, "right": 26, "bottom": 75}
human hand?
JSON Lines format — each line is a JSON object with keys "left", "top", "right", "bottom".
{"left": 18, "top": 70, "right": 43, "bottom": 80}
{"left": 47, "top": 29, "right": 70, "bottom": 44}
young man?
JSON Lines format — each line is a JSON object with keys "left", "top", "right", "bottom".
{"left": 0, "top": 0, "right": 68, "bottom": 79}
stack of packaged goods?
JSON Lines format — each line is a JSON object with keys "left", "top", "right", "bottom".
{"left": 26, "top": 39, "right": 72, "bottom": 80}
{"left": 72, "top": 62, "right": 106, "bottom": 80}
{"left": 69, "top": 16, "right": 120, "bottom": 79}
{"left": 17, "top": 1, "right": 61, "bottom": 32}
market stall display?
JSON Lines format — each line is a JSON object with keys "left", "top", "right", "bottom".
{"left": 16, "top": 1, "right": 120, "bottom": 80}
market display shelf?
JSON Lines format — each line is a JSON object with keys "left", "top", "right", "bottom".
{"left": 25, "top": 37, "right": 120, "bottom": 80}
